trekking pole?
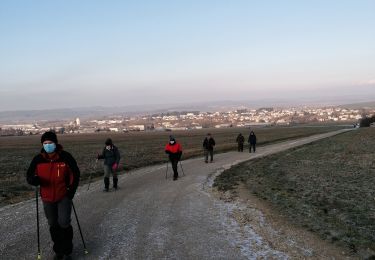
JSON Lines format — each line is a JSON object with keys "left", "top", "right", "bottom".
{"left": 165, "top": 160, "right": 169, "bottom": 179}
{"left": 179, "top": 161, "right": 185, "bottom": 176}
{"left": 35, "top": 187, "right": 41, "bottom": 260}
{"left": 87, "top": 159, "right": 98, "bottom": 191}
{"left": 71, "top": 201, "right": 89, "bottom": 255}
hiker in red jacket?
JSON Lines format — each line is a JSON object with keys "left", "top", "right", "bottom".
{"left": 165, "top": 136, "right": 182, "bottom": 180}
{"left": 26, "top": 131, "right": 80, "bottom": 260}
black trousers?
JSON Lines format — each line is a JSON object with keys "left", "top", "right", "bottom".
{"left": 238, "top": 143, "right": 244, "bottom": 152}
{"left": 249, "top": 143, "right": 256, "bottom": 153}
{"left": 170, "top": 158, "right": 179, "bottom": 178}
{"left": 43, "top": 197, "right": 73, "bottom": 255}
{"left": 204, "top": 149, "right": 214, "bottom": 162}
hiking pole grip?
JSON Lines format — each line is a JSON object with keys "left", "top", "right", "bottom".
{"left": 72, "top": 201, "right": 89, "bottom": 255}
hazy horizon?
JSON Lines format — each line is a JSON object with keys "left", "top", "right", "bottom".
{"left": 1, "top": 1, "right": 374, "bottom": 111}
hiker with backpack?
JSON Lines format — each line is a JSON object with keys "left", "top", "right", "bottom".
{"left": 236, "top": 133, "right": 245, "bottom": 152}
{"left": 248, "top": 131, "right": 257, "bottom": 153}
{"left": 203, "top": 133, "right": 216, "bottom": 163}
{"left": 26, "top": 131, "right": 80, "bottom": 260}
{"left": 165, "top": 135, "right": 183, "bottom": 181}
{"left": 97, "top": 138, "right": 121, "bottom": 191}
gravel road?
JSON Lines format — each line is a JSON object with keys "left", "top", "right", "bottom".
{"left": 0, "top": 129, "right": 352, "bottom": 260}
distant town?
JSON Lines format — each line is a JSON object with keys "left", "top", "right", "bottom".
{"left": 1, "top": 106, "right": 374, "bottom": 136}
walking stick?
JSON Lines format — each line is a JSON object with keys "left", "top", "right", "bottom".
{"left": 71, "top": 201, "right": 89, "bottom": 255}
{"left": 35, "top": 187, "right": 41, "bottom": 260}
{"left": 87, "top": 159, "right": 98, "bottom": 191}
{"left": 179, "top": 160, "right": 185, "bottom": 176}
{"left": 165, "top": 160, "right": 169, "bottom": 179}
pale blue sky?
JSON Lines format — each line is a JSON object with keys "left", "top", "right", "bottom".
{"left": 0, "top": 0, "right": 374, "bottom": 111}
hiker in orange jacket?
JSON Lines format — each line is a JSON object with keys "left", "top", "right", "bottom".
{"left": 165, "top": 136, "right": 182, "bottom": 180}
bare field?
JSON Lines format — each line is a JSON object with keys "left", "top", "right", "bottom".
{"left": 214, "top": 128, "right": 375, "bottom": 258}
{"left": 0, "top": 125, "right": 343, "bottom": 206}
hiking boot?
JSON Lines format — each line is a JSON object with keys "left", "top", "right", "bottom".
{"left": 104, "top": 177, "right": 109, "bottom": 192}
{"left": 53, "top": 254, "right": 64, "bottom": 260}
{"left": 173, "top": 176, "right": 178, "bottom": 181}
{"left": 113, "top": 177, "right": 118, "bottom": 190}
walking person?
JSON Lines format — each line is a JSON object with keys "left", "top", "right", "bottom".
{"left": 165, "top": 136, "right": 183, "bottom": 181}
{"left": 203, "top": 133, "right": 216, "bottom": 163}
{"left": 26, "top": 131, "right": 80, "bottom": 260}
{"left": 97, "top": 138, "right": 121, "bottom": 192}
{"left": 236, "top": 133, "right": 245, "bottom": 152}
{"left": 248, "top": 131, "right": 257, "bottom": 153}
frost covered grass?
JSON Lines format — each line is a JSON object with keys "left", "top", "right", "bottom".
{"left": 0, "top": 125, "right": 343, "bottom": 206}
{"left": 214, "top": 128, "right": 375, "bottom": 258}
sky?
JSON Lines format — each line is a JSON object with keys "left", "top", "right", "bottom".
{"left": 0, "top": 0, "right": 374, "bottom": 111}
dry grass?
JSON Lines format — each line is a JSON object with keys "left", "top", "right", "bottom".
{"left": 214, "top": 128, "right": 375, "bottom": 258}
{"left": 0, "top": 125, "right": 343, "bottom": 206}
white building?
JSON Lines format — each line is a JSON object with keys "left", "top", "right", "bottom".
{"left": 128, "top": 125, "right": 145, "bottom": 131}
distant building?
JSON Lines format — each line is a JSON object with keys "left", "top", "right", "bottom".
{"left": 170, "top": 127, "right": 188, "bottom": 131}
{"left": 214, "top": 124, "right": 231, "bottom": 128}
{"left": 128, "top": 125, "right": 145, "bottom": 131}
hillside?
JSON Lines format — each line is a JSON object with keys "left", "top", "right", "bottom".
{"left": 0, "top": 130, "right": 350, "bottom": 259}
{"left": 340, "top": 101, "right": 375, "bottom": 110}
{"left": 215, "top": 128, "right": 375, "bottom": 259}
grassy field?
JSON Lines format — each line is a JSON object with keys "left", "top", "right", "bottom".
{"left": 214, "top": 128, "right": 375, "bottom": 258}
{"left": 0, "top": 125, "right": 344, "bottom": 206}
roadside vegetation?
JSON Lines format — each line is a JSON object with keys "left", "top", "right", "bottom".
{"left": 0, "top": 125, "right": 344, "bottom": 206}
{"left": 214, "top": 128, "right": 375, "bottom": 258}
{"left": 360, "top": 114, "right": 375, "bottom": 127}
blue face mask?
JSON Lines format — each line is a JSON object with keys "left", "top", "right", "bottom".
{"left": 43, "top": 143, "right": 56, "bottom": 153}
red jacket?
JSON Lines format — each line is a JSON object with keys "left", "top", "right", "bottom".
{"left": 165, "top": 142, "right": 183, "bottom": 160}
{"left": 27, "top": 145, "right": 80, "bottom": 203}
{"left": 165, "top": 142, "right": 182, "bottom": 154}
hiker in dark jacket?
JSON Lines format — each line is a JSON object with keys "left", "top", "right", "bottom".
{"left": 97, "top": 138, "right": 121, "bottom": 191}
{"left": 203, "top": 133, "right": 216, "bottom": 163}
{"left": 248, "top": 131, "right": 257, "bottom": 153}
{"left": 26, "top": 131, "right": 80, "bottom": 260}
{"left": 165, "top": 136, "right": 183, "bottom": 180}
{"left": 236, "top": 133, "right": 245, "bottom": 152}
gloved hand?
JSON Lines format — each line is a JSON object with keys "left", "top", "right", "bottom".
{"left": 30, "top": 175, "right": 40, "bottom": 186}
{"left": 112, "top": 163, "right": 118, "bottom": 171}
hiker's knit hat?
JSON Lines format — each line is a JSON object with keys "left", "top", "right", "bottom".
{"left": 41, "top": 131, "right": 58, "bottom": 144}
{"left": 105, "top": 138, "right": 113, "bottom": 146}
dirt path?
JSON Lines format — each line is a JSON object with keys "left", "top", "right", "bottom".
{"left": 0, "top": 129, "right": 354, "bottom": 259}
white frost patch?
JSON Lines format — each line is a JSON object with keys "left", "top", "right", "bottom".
{"left": 214, "top": 199, "right": 289, "bottom": 260}
{"left": 201, "top": 163, "right": 290, "bottom": 259}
